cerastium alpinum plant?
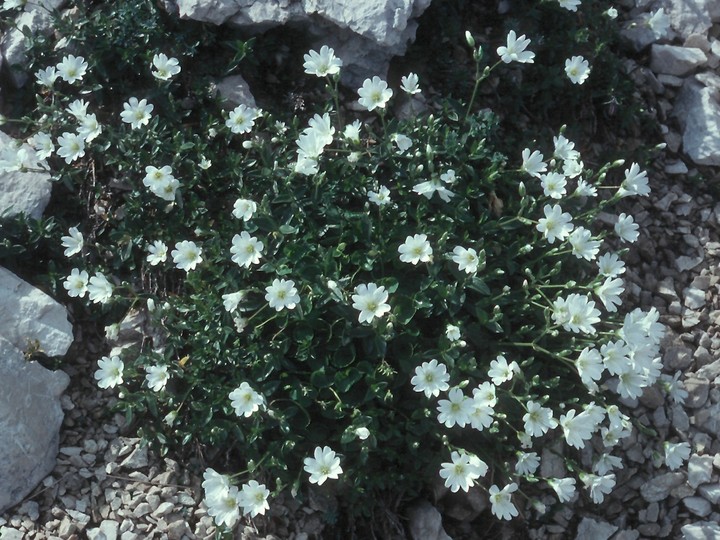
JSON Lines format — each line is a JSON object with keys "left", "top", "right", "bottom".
{"left": 0, "top": 0, "right": 686, "bottom": 532}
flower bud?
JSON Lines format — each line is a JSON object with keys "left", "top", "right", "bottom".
{"left": 518, "top": 181, "right": 526, "bottom": 196}
{"left": 465, "top": 30, "right": 476, "bottom": 48}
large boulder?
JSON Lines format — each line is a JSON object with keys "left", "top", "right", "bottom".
{"left": 673, "top": 76, "right": 720, "bottom": 166}
{"left": 0, "top": 132, "right": 52, "bottom": 220}
{"left": 0, "top": 336, "right": 69, "bottom": 513}
{"left": 0, "top": 267, "right": 73, "bottom": 357}
{"left": 164, "top": 0, "right": 433, "bottom": 86}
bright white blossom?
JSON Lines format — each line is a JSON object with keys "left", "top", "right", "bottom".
{"left": 523, "top": 401, "right": 558, "bottom": 437}
{"left": 343, "top": 120, "right": 362, "bottom": 143}
{"left": 143, "top": 165, "right": 175, "bottom": 190}
{"left": 439, "top": 451, "right": 487, "bottom": 492}
{"left": 226, "top": 104, "right": 259, "bottom": 134}
{"left": 565, "top": 56, "right": 591, "bottom": 84}
{"left": 230, "top": 231, "right": 264, "bottom": 268}
{"left": 515, "top": 452, "right": 540, "bottom": 476}
{"left": 552, "top": 293, "right": 601, "bottom": 334}
{"left": 63, "top": 268, "right": 89, "bottom": 298}
{"left": 548, "top": 477, "right": 576, "bottom": 503}
{"left": 412, "top": 169, "right": 457, "bottom": 202}
{"left": 569, "top": 226, "right": 601, "bottom": 261}
{"left": 497, "top": 30, "right": 535, "bottom": 64}
{"left": 392, "top": 133, "right": 413, "bottom": 153}
{"left": 151, "top": 53, "right": 181, "bottom": 80}
{"left": 536, "top": 204, "right": 574, "bottom": 244}
{"left": 400, "top": 72, "right": 421, "bottom": 94}
{"left": 368, "top": 186, "right": 392, "bottom": 207}
{"left": 398, "top": 234, "right": 433, "bottom": 264}
{"left": 560, "top": 409, "right": 595, "bottom": 449}
{"left": 451, "top": 246, "right": 481, "bottom": 274}
{"left": 574, "top": 179, "right": 597, "bottom": 197}
{"left": 232, "top": 198, "right": 257, "bottom": 221}
{"left": 581, "top": 473, "right": 616, "bottom": 504}
{"left": 56, "top": 132, "right": 86, "bottom": 163}
{"left": 61, "top": 226, "right": 84, "bottom": 256}
{"left": 78, "top": 113, "right": 102, "bottom": 142}
{"left": 171, "top": 240, "right": 203, "bottom": 272}
{"left": 146, "top": 240, "right": 168, "bottom": 266}
{"left": 351, "top": 283, "right": 390, "bottom": 323}
{"left": 56, "top": 55, "right": 88, "bottom": 84}
{"left": 664, "top": 441, "right": 691, "bottom": 470}
{"left": 553, "top": 135, "right": 580, "bottom": 162}
{"left": 577, "top": 347, "right": 604, "bottom": 391}
{"left": 229, "top": 382, "right": 264, "bottom": 417}
{"left": 303, "top": 46, "right": 342, "bottom": 77}
{"left": 446, "top": 324, "right": 461, "bottom": 342}
{"left": 605, "top": 7, "right": 618, "bottom": 18}
{"left": 238, "top": 480, "right": 270, "bottom": 518}
{"left": 411, "top": 359, "right": 450, "bottom": 398}
{"left": 67, "top": 99, "right": 89, "bottom": 119}
{"left": 265, "top": 278, "right": 300, "bottom": 311}
{"left": 614, "top": 213, "right": 639, "bottom": 243}
{"left": 618, "top": 163, "right": 650, "bottom": 197}
{"left": 357, "top": 76, "right": 393, "bottom": 111}
{"left": 94, "top": 355, "right": 124, "bottom": 389}
{"left": 558, "top": 0, "right": 581, "bottom": 11}
{"left": 87, "top": 272, "right": 113, "bottom": 304}
{"left": 595, "top": 276, "right": 624, "bottom": 312}
{"left": 35, "top": 66, "right": 58, "bottom": 87}
{"left": 222, "top": 291, "right": 246, "bottom": 313}
{"left": 520, "top": 149, "right": 546, "bottom": 178}
{"left": 488, "top": 355, "right": 520, "bottom": 385}
{"left": 488, "top": 483, "right": 519, "bottom": 520}
{"left": 597, "top": 252, "right": 626, "bottom": 277}
{"left": 30, "top": 132, "right": 54, "bottom": 160}
{"left": 145, "top": 365, "right": 169, "bottom": 392}
{"left": 593, "top": 453, "right": 624, "bottom": 476}
{"left": 303, "top": 446, "right": 342, "bottom": 485}
{"left": 437, "top": 387, "right": 474, "bottom": 428}
{"left": 541, "top": 172, "right": 567, "bottom": 199}
{"left": 120, "top": 97, "right": 154, "bottom": 129}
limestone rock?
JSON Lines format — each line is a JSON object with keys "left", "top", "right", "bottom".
{"left": 650, "top": 45, "right": 707, "bottom": 76}
{"left": 0, "top": 336, "right": 69, "bottom": 513}
{"left": 640, "top": 472, "right": 686, "bottom": 502}
{"left": 407, "top": 501, "right": 451, "bottom": 540}
{"left": 681, "top": 521, "right": 720, "bottom": 539}
{"left": 683, "top": 496, "right": 712, "bottom": 517}
{"left": 674, "top": 78, "right": 720, "bottom": 166}
{"left": 0, "top": 267, "right": 73, "bottom": 357}
{"left": 660, "top": 0, "right": 713, "bottom": 39}
{"left": 574, "top": 517, "right": 617, "bottom": 540}
{"left": 688, "top": 455, "right": 714, "bottom": 488}
{"left": 0, "top": 132, "right": 52, "bottom": 220}
{"left": 215, "top": 74, "right": 256, "bottom": 109}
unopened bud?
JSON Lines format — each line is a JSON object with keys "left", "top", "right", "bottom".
{"left": 465, "top": 30, "right": 476, "bottom": 48}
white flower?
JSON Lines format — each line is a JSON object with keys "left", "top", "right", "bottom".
{"left": 618, "top": 163, "right": 650, "bottom": 198}
{"left": 77, "top": 113, "right": 102, "bottom": 142}
{"left": 63, "top": 268, "right": 89, "bottom": 298}
{"left": 411, "top": 359, "right": 450, "bottom": 398}
{"left": 553, "top": 135, "right": 580, "bottom": 162}
{"left": 303, "top": 45, "right": 342, "bottom": 77}
{"left": 229, "top": 382, "right": 264, "bottom": 417}
{"left": 515, "top": 452, "right": 540, "bottom": 476}
{"left": 593, "top": 453, "right": 623, "bottom": 476}
{"left": 265, "top": 278, "right": 300, "bottom": 311}
{"left": 230, "top": 231, "right": 264, "bottom": 268}
{"left": 202, "top": 468, "right": 231, "bottom": 503}
{"left": 536, "top": 204, "right": 574, "bottom": 244}
{"left": 61, "top": 226, "right": 84, "bottom": 256}
{"left": 56, "top": 55, "right": 88, "bottom": 84}
{"left": 541, "top": 172, "right": 567, "bottom": 199}
{"left": 143, "top": 166, "right": 174, "bottom": 191}
{"left": 574, "top": 179, "right": 597, "bottom": 197}
{"left": 56, "top": 132, "right": 86, "bottom": 163}
{"left": 605, "top": 7, "right": 618, "bottom": 18}
{"left": 577, "top": 347, "right": 604, "bottom": 391}
{"left": 614, "top": 213, "right": 639, "bottom": 243}
{"left": 523, "top": 401, "right": 558, "bottom": 437}
{"left": 488, "top": 483, "right": 519, "bottom": 520}
{"left": 400, "top": 72, "right": 421, "bottom": 94}
{"left": 151, "top": 53, "right": 181, "bottom": 80}
{"left": 497, "top": 30, "right": 535, "bottom": 64}
{"left": 67, "top": 99, "right": 89, "bottom": 119}
{"left": 398, "top": 234, "right": 433, "bottom": 265}
{"left": 146, "top": 240, "right": 168, "bottom": 266}
{"left": 232, "top": 198, "right": 257, "bottom": 221}
{"left": 87, "top": 272, "right": 113, "bottom": 304}
{"left": 222, "top": 291, "right": 246, "bottom": 313}
{"left": 343, "top": 120, "right": 362, "bottom": 143}
{"left": 357, "top": 76, "right": 393, "bottom": 111}
{"left": 35, "top": 66, "right": 58, "bottom": 87}
{"left": 446, "top": 324, "right": 461, "bottom": 342}
{"left": 488, "top": 355, "right": 520, "bottom": 385}
{"left": 664, "top": 441, "right": 691, "bottom": 470}
{"left": 368, "top": 186, "right": 392, "bottom": 207}
{"left": 171, "top": 240, "right": 203, "bottom": 272}
{"left": 660, "top": 372, "right": 688, "bottom": 405}
{"left": 548, "top": 477, "right": 576, "bottom": 503}
{"left": 595, "top": 276, "right": 624, "bottom": 312}
{"left": 597, "top": 252, "right": 625, "bottom": 277}
{"left": 439, "top": 451, "right": 487, "bottom": 493}
{"left": 558, "top": 0, "right": 581, "bottom": 11}
{"left": 304, "top": 446, "right": 342, "bottom": 485}
{"left": 199, "top": 156, "right": 212, "bottom": 169}
{"left": 616, "top": 366, "right": 646, "bottom": 400}
{"left": 581, "top": 473, "right": 616, "bottom": 504}
{"left": 553, "top": 293, "right": 601, "bottom": 334}
{"left": 451, "top": 246, "right": 481, "bottom": 274}
{"left": 145, "top": 365, "right": 169, "bottom": 392}
{"left": 30, "top": 132, "right": 54, "bottom": 160}
{"left": 351, "top": 283, "right": 391, "bottom": 324}
{"left": 226, "top": 104, "right": 259, "bottom": 134}
{"left": 569, "top": 226, "right": 601, "bottom": 261}
{"left": 307, "top": 113, "right": 335, "bottom": 145}
{"left": 520, "top": 149, "right": 546, "bottom": 178}
{"left": 559, "top": 409, "right": 594, "bottom": 449}
{"left": 646, "top": 8, "right": 670, "bottom": 39}
{"left": 207, "top": 486, "right": 242, "bottom": 528}
{"left": 94, "top": 355, "right": 124, "bottom": 389}
{"left": 120, "top": 97, "right": 154, "bottom": 129}
{"left": 563, "top": 158, "right": 584, "bottom": 179}
{"left": 412, "top": 170, "right": 457, "bottom": 202}
{"left": 150, "top": 178, "right": 180, "bottom": 202}
{"left": 565, "top": 55, "right": 590, "bottom": 84}
{"left": 238, "top": 480, "right": 270, "bottom": 518}
{"left": 437, "top": 387, "right": 474, "bottom": 428}
{"left": 392, "top": 133, "right": 413, "bottom": 153}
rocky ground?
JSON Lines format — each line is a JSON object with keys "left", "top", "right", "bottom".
{"left": 2, "top": 1, "right": 720, "bottom": 539}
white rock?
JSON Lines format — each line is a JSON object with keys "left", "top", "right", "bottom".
{"left": 681, "top": 521, "right": 720, "bottom": 539}
{"left": 665, "top": 160, "right": 689, "bottom": 174}
{"left": 574, "top": 517, "right": 617, "bottom": 540}
{"left": 407, "top": 501, "right": 452, "bottom": 540}
{"left": 688, "top": 455, "right": 714, "bottom": 488}
{"left": 698, "top": 483, "right": 720, "bottom": 504}
{"left": 684, "top": 287, "right": 706, "bottom": 309}
{"left": 215, "top": 75, "right": 256, "bottom": 109}
{"left": 0, "top": 266, "right": 73, "bottom": 357}
{"left": 660, "top": 0, "right": 713, "bottom": 39}
{"left": 0, "top": 132, "right": 52, "bottom": 220}
{"left": 0, "top": 528, "right": 24, "bottom": 540}
{"left": 684, "top": 496, "right": 712, "bottom": 517}
{"left": 120, "top": 445, "right": 149, "bottom": 469}
{"left": 674, "top": 78, "right": 720, "bottom": 166}
{"left": 650, "top": 45, "right": 707, "bottom": 76}
{"left": 640, "top": 472, "right": 686, "bottom": 502}
{"left": 0, "top": 336, "right": 69, "bottom": 513}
